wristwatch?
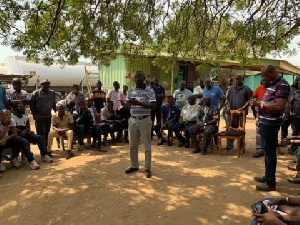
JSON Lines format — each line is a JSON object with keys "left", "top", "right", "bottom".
{"left": 260, "top": 101, "right": 264, "bottom": 109}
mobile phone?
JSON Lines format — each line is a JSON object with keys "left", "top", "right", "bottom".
{"left": 251, "top": 202, "right": 268, "bottom": 214}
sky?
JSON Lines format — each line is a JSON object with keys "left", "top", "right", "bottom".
{"left": 0, "top": 36, "right": 299, "bottom": 66}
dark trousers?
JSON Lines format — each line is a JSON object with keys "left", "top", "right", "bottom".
{"left": 0, "top": 136, "right": 34, "bottom": 162}
{"left": 118, "top": 107, "right": 130, "bottom": 140}
{"left": 35, "top": 118, "right": 51, "bottom": 145}
{"left": 260, "top": 123, "right": 280, "bottom": 187}
{"left": 291, "top": 118, "right": 300, "bottom": 152}
{"left": 92, "top": 125, "right": 102, "bottom": 146}
{"left": 190, "top": 124, "right": 216, "bottom": 152}
{"left": 281, "top": 115, "right": 290, "bottom": 140}
{"left": 184, "top": 121, "right": 196, "bottom": 144}
{"left": 23, "top": 133, "right": 48, "bottom": 156}
{"left": 168, "top": 122, "right": 185, "bottom": 143}
{"left": 151, "top": 105, "right": 162, "bottom": 137}
{"left": 75, "top": 125, "right": 88, "bottom": 145}
{"left": 99, "top": 123, "right": 122, "bottom": 140}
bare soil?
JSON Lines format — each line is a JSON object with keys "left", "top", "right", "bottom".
{"left": 0, "top": 117, "right": 298, "bottom": 225}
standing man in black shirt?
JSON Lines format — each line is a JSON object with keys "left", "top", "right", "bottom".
{"left": 90, "top": 80, "right": 106, "bottom": 113}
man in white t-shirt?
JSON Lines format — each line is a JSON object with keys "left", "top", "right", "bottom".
{"left": 0, "top": 109, "right": 40, "bottom": 173}
{"left": 173, "top": 80, "right": 193, "bottom": 108}
{"left": 193, "top": 78, "right": 205, "bottom": 104}
{"left": 107, "top": 81, "right": 121, "bottom": 112}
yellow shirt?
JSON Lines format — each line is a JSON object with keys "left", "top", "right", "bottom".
{"left": 52, "top": 111, "right": 74, "bottom": 129}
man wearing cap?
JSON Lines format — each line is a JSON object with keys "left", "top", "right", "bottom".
{"left": 90, "top": 80, "right": 106, "bottom": 113}
{"left": 125, "top": 71, "right": 156, "bottom": 178}
{"left": 6, "top": 78, "right": 30, "bottom": 107}
{"left": 30, "top": 80, "right": 56, "bottom": 145}
{"left": 173, "top": 80, "right": 193, "bottom": 108}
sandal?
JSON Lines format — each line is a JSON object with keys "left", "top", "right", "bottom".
{"left": 287, "top": 164, "right": 297, "bottom": 171}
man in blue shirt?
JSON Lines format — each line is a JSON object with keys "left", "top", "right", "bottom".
{"left": 202, "top": 78, "right": 225, "bottom": 109}
{"left": 154, "top": 96, "right": 185, "bottom": 146}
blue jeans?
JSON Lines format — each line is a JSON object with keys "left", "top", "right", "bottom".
{"left": 168, "top": 122, "right": 185, "bottom": 143}
{"left": 260, "top": 123, "right": 280, "bottom": 187}
{"left": 184, "top": 121, "right": 196, "bottom": 144}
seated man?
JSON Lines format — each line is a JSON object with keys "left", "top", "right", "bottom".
{"left": 100, "top": 100, "right": 123, "bottom": 144}
{"left": 74, "top": 101, "right": 102, "bottom": 150}
{"left": 0, "top": 109, "right": 40, "bottom": 172}
{"left": 281, "top": 136, "right": 300, "bottom": 183}
{"left": 180, "top": 95, "right": 200, "bottom": 148}
{"left": 11, "top": 102, "right": 53, "bottom": 163}
{"left": 189, "top": 97, "right": 218, "bottom": 155}
{"left": 154, "top": 96, "right": 185, "bottom": 146}
{"left": 251, "top": 196, "right": 300, "bottom": 225}
{"left": 48, "top": 104, "right": 74, "bottom": 159}
{"left": 86, "top": 98, "right": 107, "bottom": 152}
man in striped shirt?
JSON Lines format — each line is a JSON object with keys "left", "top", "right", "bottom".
{"left": 124, "top": 71, "right": 156, "bottom": 178}
{"left": 251, "top": 65, "right": 290, "bottom": 191}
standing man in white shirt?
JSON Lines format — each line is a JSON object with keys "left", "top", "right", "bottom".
{"left": 107, "top": 81, "right": 121, "bottom": 112}
{"left": 193, "top": 78, "right": 204, "bottom": 104}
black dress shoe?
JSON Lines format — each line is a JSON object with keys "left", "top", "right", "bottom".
{"left": 167, "top": 141, "right": 173, "bottom": 146}
{"left": 254, "top": 176, "right": 266, "bottom": 183}
{"left": 125, "top": 167, "right": 139, "bottom": 174}
{"left": 253, "top": 152, "right": 264, "bottom": 158}
{"left": 145, "top": 169, "right": 151, "bottom": 178}
{"left": 201, "top": 151, "right": 207, "bottom": 155}
{"left": 192, "top": 149, "right": 200, "bottom": 154}
{"left": 256, "top": 183, "right": 276, "bottom": 191}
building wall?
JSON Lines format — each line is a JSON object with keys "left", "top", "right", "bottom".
{"left": 99, "top": 55, "right": 127, "bottom": 92}
{"left": 244, "top": 74, "right": 297, "bottom": 90}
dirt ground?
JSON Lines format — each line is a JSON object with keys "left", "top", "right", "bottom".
{"left": 0, "top": 116, "right": 299, "bottom": 225}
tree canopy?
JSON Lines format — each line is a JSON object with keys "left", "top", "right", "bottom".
{"left": 0, "top": 0, "right": 299, "bottom": 65}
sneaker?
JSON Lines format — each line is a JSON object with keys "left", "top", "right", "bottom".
{"left": 0, "top": 162, "right": 6, "bottom": 172}
{"left": 11, "top": 158, "right": 21, "bottom": 169}
{"left": 42, "top": 155, "right": 53, "bottom": 163}
{"left": 256, "top": 183, "right": 276, "bottom": 191}
{"left": 29, "top": 160, "right": 40, "bottom": 170}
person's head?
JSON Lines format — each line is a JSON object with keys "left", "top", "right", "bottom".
{"left": 96, "top": 80, "right": 102, "bottom": 89}
{"left": 198, "top": 78, "right": 204, "bottom": 89}
{"left": 78, "top": 101, "right": 87, "bottom": 111}
{"left": 180, "top": 80, "right": 186, "bottom": 91}
{"left": 66, "top": 100, "right": 75, "bottom": 109}
{"left": 261, "top": 65, "right": 279, "bottom": 87}
{"left": 14, "top": 102, "right": 25, "bottom": 114}
{"left": 204, "top": 78, "right": 212, "bottom": 89}
{"left": 123, "top": 85, "right": 128, "bottom": 92}
{"left": 167, "top": 96, "right": 175, "bottom": 106}
{"left": 134, "top": 71, "right": 146, "bottom": 87}
{"left": 235, "top": 75, "right": 244, "bottom": 86}
{"left": 40, "top": 80, "right": 50, "bottom": 92}
{"left": 12, "top": 78, "right": 22, "bottom": 92}
{"left": 0, "top": 109, "right": 11, "bottom": 124}
{"left": 297, "top": 79, "right": 300, "bottom": 90}
{"left": 153, "top": 79, "right": 159, "bottom": 87}
{"left": 71, "top": 84, "right": 80, "bottom": 95}
{"left": 293, "top": 77, "right": 300, "bottom": 89}
{"left": 202, "top": 97, "right": 211, "bottom": 106}
{"left": 57, "top": 104, "right": 65, "bottom": 116}
{"left": 188, "top": 95, "right": 196, "bottom": 105}
{"left": 228, "top": 77, "right": 233, "bottom": 86}
{"left": 113, "top": 81, "right": 120, "bottom": 91}
{"left": 107, "top": 100, "right": 114, "bottom": 112}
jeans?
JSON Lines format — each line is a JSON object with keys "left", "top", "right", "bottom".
{"left": 23, "top": 133, "right": 48, "bottom": 156}
{"left": 0, "top": 136, "right": 34, "bottom": 162}
{"left": 91, "top": 125, "right": 102, "bottom": 146}
{"left": 290, "top": 118, "right": 300, "bottom": 152}
{"left": 260, "top": 123, "right": 280, "bottom": 187}
{"left": 35, "top": 118, "right": 51, "bottom": 145}
{"left": 255, "top": 119, "right": 264, "bottom": 154}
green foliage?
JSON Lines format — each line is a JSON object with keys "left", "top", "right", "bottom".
{"left": 0, "top": 0, "right": 299, "bottom": 67}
